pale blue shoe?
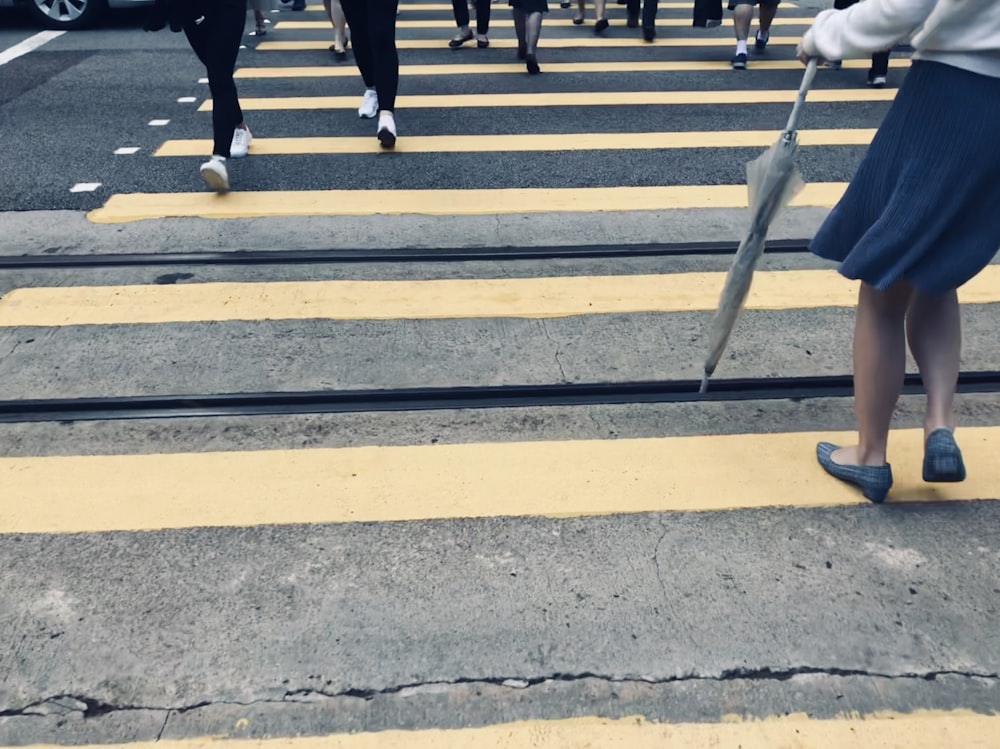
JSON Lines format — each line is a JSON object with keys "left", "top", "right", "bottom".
{"left": 816, "top": 442, "right": 893, "bottom": 504}
{"left": 923, "top": 429, "right": 966, "bottom": 483}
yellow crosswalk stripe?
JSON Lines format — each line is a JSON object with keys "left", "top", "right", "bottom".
{"left": 5, "top": 267, "right": 999, "bottom": 328}
{"left": 278, "top": 16, "right": 814, "bottom": 28}
{"left": 200, "top": 89, "right": 895, "bottom": 111}
{"left": 4, "top": 428, "right": 998, "bottom": 534}
{"left": 15, "top": 714, "right": 1000, "bottom": 748}
{"left": 257, "top": 35, "right": 805, "bottom": 49}
{"left": 234, "top": 59, "right": 910, "bottom": 78}
{"left": 87, "top": 183, "right": 847, "bottom": 224}
{"left": 155, "top": 128, "right": 878, "bottom": 156}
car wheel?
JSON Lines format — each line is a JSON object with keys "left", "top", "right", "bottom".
{"left": 25, "top": 0, "right": 108, "bottom": 29}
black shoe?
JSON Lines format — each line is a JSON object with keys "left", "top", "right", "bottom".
{"left": 626, "top": 12, "right": 638, "bottom": 27}
{"left": 594, "top": 17, "right": 609, "bottom": 33}
{"left": 731, "top": 52, "right": 747, "bottom": 69}
{"left": 642, "top": 25, "right": 655, "bottom": 41}
{"left": 526, "top": 53, "right": 541, "bottom": 74}
{"left": 754, "top": 30, "right": 768, "bottom": 51}
{"left": 449, "top": 29, "right": 473, "bottom": 47}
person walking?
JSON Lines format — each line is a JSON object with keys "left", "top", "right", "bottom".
{"left": 178, "top": 0, "right": 253, "bottom": 191}
{"left": 796, "top": 0, "right": 1000, "bottom": 503}
{"left": 824, "top": 0, "right": 891, "bottom": 87}
{"left": 340, "top": 0, "right": 400, "bottom": 148}
{"left": 448, "top": 0, "right": 491, "bottom": 47}
{"left": 511, "top": 0, "right": 547, "bottom": 74}
{"left": 728, "top": 0, "right": 779, "bottom": 69}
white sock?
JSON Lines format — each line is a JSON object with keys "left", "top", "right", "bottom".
{"left": 736, "top": 40, "right": 748, "bottom": 55}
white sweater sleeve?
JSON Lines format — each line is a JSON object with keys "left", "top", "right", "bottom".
{"left": 802, "top": 0, "right": 937, "bottom": 60}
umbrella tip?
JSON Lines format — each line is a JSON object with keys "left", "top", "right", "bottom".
{"left": 699, "top": 373, "right": 709, "bottom": 394}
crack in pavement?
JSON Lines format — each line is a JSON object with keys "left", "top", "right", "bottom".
{"left": 4, "top": 668, "right": 999, "bottom": 719}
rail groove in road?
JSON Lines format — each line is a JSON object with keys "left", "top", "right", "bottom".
{"left": 0, "top": 240, "right": 812, "bottom": 269}
{"left": 2, "top": 372, "right": 1000, "bottom": 424}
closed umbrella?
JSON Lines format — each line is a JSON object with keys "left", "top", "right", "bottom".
{"left": 699, "top": 58, "right": 819, "bottom": 393}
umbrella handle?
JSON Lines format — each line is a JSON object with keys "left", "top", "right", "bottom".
{"left": 783, "top": 58, "right": 819, "bottom": 136}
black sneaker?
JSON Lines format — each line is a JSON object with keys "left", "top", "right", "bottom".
{"left": 754, "top": 31, "right": 768, "bottom": 51}
{"left": 731, "top": 52, "right": 747, "bottom": 69}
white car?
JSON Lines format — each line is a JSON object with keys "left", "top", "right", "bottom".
{"left": 2, "top": 0, "right": 154, "bottom": 30}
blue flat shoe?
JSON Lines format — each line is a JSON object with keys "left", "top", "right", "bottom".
{"left": 923, "top": 429, "right": 966, "bottom": 483}
{"left": 816, "top": 442, "right": 893, "bottom": 504}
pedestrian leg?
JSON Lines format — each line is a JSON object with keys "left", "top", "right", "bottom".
{"left": 834, "top": 281, "right": 914, "bottom": 468}
{"left": 368, "top": 0, "right": 400, "bottom": 147}
{"left": 449, "top": 0, "right": 474, "bottom": 46}
{"left": 641, "top": 0, "right": 656, "bottom": 40}
{"left": 525, "top": 10, "right": 542, "bottom": 74}
{"left": 906, "top": 289, "right": 961, "bottom": 440}
{"left": 868, "top": 50, "right": 890, "bottom": 87}
{"left": 594, "top": 0, "right": 607, "bottom": 33}
{"left": 730, "top": 3, "right": 752, "bottom": 68}
{"left": 325, "top": 0, "right": 349, "bottom": 58}
{"left": 474, "top": 0, "right": 491, "bottom": 45}
{"left": 512, "top": 6, "right": 527, "bottom": 59}
{"left": 340, "top": 0, "right": 378, "bottom": 118}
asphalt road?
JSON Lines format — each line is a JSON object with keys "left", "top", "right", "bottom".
{"left": 2, "top": 2, "right": 1000, "bottom": 746}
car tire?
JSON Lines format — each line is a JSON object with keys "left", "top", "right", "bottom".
{"left": 25, "top": 0, "right": 108, "bottom": 29}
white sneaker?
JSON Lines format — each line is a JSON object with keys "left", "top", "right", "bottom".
{"left": 377, "top": 111, "right": 396, "bottom": 149}
{"left": 200, "top": 155, "right": 229, "bottom": 193}
{"left": 230, "top": 126, "right": 252, "bottom": 158}
{"left": 358, "top": 88, "right": 378, "bottom": 119}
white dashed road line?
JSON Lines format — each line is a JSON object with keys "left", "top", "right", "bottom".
{"left": 69, "top": 183, "right": 102, "bottom": 193}
{"left": 0, "top": 30, "right": 66, "bottom": 66}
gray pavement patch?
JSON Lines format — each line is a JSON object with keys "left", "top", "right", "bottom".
{"left": 2, "top": 504, "right": 1000, "bottom": 737}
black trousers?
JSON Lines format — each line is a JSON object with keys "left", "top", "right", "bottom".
{"left": 452, "top": 0, "right": 491, "bottom": 34}
{"left": 183, "top": 0, "right": 247, "bottom": 158}
{"left": 625, "top": 0, "right": 656, "bottom": 29}
{"left": 833, "top": 0, "right": 889, "bottom": 76}
{"left": 341, "top": 0, "right": 400, "bottom": 112}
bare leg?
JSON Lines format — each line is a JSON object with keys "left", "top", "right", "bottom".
{"left": 756, "top": 3, "right": 776, "bottom": 35}
{"left": 833, "top": 281, "right": 914, "bottom": 467}
{"left": 732, "top": 3, "right": 751, "bottom": 42}
{"left": 573, "top": 0, "right": 584, "bottom": 23}
{"left": 906, "top": 289, "right": 961, "bottom": 441}
{"left": 594, "top": 0, "right": 607, "bottom": 29}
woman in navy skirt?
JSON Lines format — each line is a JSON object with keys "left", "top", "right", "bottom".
{"left": 797, "top": 0, "right": 1000, "bottom": 503}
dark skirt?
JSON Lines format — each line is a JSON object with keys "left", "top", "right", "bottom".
{"left": 509, "top": 0, "right": 548, "bottom": 12}
{"left": 809, "top": 60, "right": 1000, "bottom": 294}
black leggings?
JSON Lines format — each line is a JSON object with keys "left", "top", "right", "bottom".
{"left": 183, "top": 0, "right": 247, "bottom": 158}
{"left": 625, "top": 0, "right": 656, "bottom": 29}
{"left": 833, "top": 0, "right": 889, "bottom": 76}
{"left": 452, "top": 0, "right": 491, "bottom": 34}
{"left": 341, "top": 0, "right": 400, "bottom": 112}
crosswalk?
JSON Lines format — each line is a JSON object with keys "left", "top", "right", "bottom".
{"left": 5, "top": 1, "right": 1000, "bottom": 746}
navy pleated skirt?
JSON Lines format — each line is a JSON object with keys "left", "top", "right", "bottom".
{"left": 809, "top": 60, "right": 1000, "bottom": 293}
